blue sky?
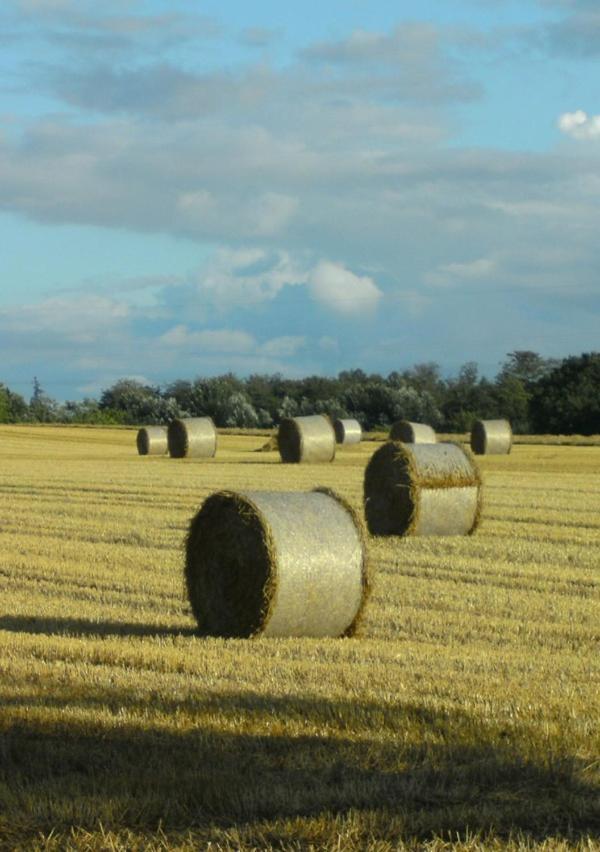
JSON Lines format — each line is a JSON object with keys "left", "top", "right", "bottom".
{"left": 1, "top": 0, "right": 599, "bottom": 400}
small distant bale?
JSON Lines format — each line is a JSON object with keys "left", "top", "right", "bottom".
{"left": 333, "top": 418, "right": 362, "bottom": 445}
{"left": 278, "top": 415, "right": 336, "bottom": 463}
{"left": 255, "top": 435, "right": 279, "bottom": 453}
{"left": 168, "top": 417, "right": 217, "bottom": 459}
{"left": 364, "top": 441, "right": 482, "bottom": 537}
{"left": 389, "top": 421, "right": 437, "bottom": 444}
{"left": 470, "top": 419, "right": 512, "bottom": 455}
{"left": 185, "top": 489, "right": 370, "bottom": 638}
{"left": 136, "top": 426, "right": 168, "bottom": 456}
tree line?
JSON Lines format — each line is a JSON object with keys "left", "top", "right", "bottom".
{"left": 1, "top": 351, "right": 598, "bottom": 435}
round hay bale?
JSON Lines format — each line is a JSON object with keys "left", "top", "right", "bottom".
{"left": 470, "top": 419, "right": 512, "bottom": 455}
{"left": 333, "top": 418, "right": 362, "bottom": 445}
{"left": 278, "top": 415, "right": 336, "bottom": 463}
{"left": 185, "top": 488, "right": 370, "bottom": 638}
{"left": 168, "top": 417, "right": 217, "bottom": 459}
{"left": 364, "top": 441, "right": 482, "bottom": 536}
{"left": 389, "top": 420, "right": 437, "bottom": 444}
{"left": 136, "top": 426, "right": 168, "bottom": 456}
{"left": 255, "top": 435, "right": 279, "bottom": 452}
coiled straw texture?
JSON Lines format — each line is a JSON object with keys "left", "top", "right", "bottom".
{"left": 364, "top": 441, "right": 482, "bottom": 536}
{"left": 389, "top": 421, "right": 437, "bottom": 444}
{"left": 185, "top": 489, "right": 370, "bottom": 638}
{"left": 333, "top": 418, "right": 362, "bottom": 445}
{"left": 278, "top": 415, "right": 336, "bottom": 463}
{"left": 168, "top": 417, "right": 217, "bottom": 459}
{"left": 136, "top": 426, "right": 168, "bottom": 456}
{"left": 470, "top": 419, "right": 512, "bottom": 455}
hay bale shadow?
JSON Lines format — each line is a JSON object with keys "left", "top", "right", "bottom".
{"left": 1, "top": 688, "right": 598, "bottom": 845}
{"left": 0, "top": 615, "right": 196, "bottom": 639}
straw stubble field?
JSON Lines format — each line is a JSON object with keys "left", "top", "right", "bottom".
{"left": 0, "top": 426, "right": 598, "bottom": 851}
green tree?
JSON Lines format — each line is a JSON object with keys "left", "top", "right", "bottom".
{"left": 530, "top": 353, "right": 600, "bottom": 435}
{"left": 493, "top": 373, "right": 530, "bottom": 433}
{"left": 29, "top": 377, "right": 58, "bottom": 422}
{"left": 222, "top": 392, "right": 259, "bottom": 428}
{"left": 498, "top": 351, "right": 559, "bottom": 388}
{"left": 442, "top": 363, "right": 497, "bottom": 432}
{"left": 99, "top": 379, "right": 180, "bottom": 424}
{"left": 0, "top": 385, "right": 10, "bottom": 422}
{"left": 60, "top": 398, "right": 126, "bottom": 425}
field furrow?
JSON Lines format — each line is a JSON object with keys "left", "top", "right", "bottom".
{"left": 0, "top": 427, "right": 599, "bottom": 849}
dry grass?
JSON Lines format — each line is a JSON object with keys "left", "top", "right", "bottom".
{"left": 0, "top": 425, "right": 599, "bottom": 850}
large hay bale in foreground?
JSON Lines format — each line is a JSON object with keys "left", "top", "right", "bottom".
{"left": 136, "top": 426, "right": 168, "bottom": 456}
{"left": 278, "top": 415, "right": 336, "bottom": 463}
{"left": 364, "top": 441, "right": 482, "bottom": 536}
{"left": 470, "top": 419, "right": 512, "bottom": 455}
{"left": 389, "top": 420, "right": 437, "bottom": 444}
{"left": 185, "top": 489, "right": 369, "bottom": 638}
{"left": 168, "top": 417, "right": 217, "bottom": 459}
{"left": 333, "top": 418, "right": 362, "bottom": 445}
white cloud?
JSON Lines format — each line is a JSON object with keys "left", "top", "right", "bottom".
{"left": 425, "top": 257, "right": 496, "bottom": 288}
{"left": 558, "top": 110, "right": 600, "bottom": 139}
{"left": 159, "top": 325, "right": 306, "bottom": 360}
{"left": 159, "top": 249, "right": 384, "bottom": 321}
{"left": 159, "top": 326, "right": 256, "bottom": 353}
{"left": 260, "top": 336, "right": 306, "bottom": 358}
{"left": 308, "top": 261, "right": 382, "bottom": 316}
{"left": 0, "top": 295, "right": 129, "bottom": 342}
{"left": 188, "top": 248, "right": 307, "bottom": 312}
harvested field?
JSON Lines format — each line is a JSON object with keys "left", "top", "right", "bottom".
{"left": 0, "top": 425, "right": 599, "bottom": 850}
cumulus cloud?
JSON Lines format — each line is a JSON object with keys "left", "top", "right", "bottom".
{"left": 308, "top": 261, "right": 382, "bottom": 316}
{"left": 0, "top": 294, "right": 129, "bottom": 343}
{"left": 163, "top": 249, "right": 383, "bottom": 321}
{"left": 158, "top": 324, "right": 305, "bottom": 361}
{"left": 185, "top": 248, "right": 306, "bottom": 312}
{"left": 558, "top": 110, "right": 600, "bottom": 140}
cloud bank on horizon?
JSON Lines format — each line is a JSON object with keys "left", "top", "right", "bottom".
{"left": 0, "top": 0, "right": 599, "bottom": 399}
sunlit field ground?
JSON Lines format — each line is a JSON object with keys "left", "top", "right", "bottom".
{"left": 0, "top": 426, "right": 598, "bottom": 851}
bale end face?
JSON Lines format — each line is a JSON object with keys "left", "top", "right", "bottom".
{"left": 185, "top": 493, "right": 274, "bottom": 638}
{"left": 363, "top": 442, "right": 416, "bottom": 536}
{"left": 168, "top": 419, "right": 189, "bottom": 458}
{"left": 136, "top": 430, "right": 150, "bottom": 455}
{"left": 278, "top": 418, "right": 302, "bottom": 463}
